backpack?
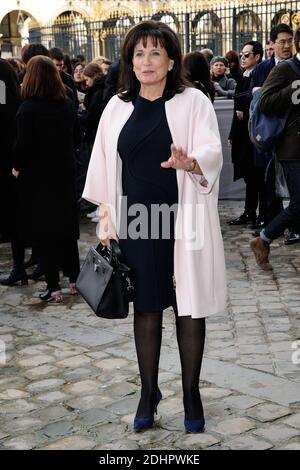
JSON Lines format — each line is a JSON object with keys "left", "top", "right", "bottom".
{"left": 249, "top": 59, "right": 300, "bottom": 152}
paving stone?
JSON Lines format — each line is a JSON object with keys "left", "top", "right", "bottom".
{"left": 214, "top": 418, "right": 256, "bottom": 436}
{"left": 18, "top": 345, "right": 53, "bottom": 355}
{"left": 23, "top": 364, "right": 59, "bottom": 379}
{"left": 62, "top": 367, "right": 100, "bottom": 381}
{"left": 225, "top": 435, "right": 273, "bottom": 450}
{"left": 0, "top": 399, "right": 39, "bottom": 417}
{"left": 0, "top": 389, "right": 29, "bottom": 400}
{"left": 64, "top": 379, "right": 101, "bottom": 396}
{"left": 76, "top": 408, "right": 111, "bottom": 426}
{"left": 222, "top": 395, "right": 264, "bottom": 411}
{"left": 157, "top": 397, "right": 184, "bottom": 415}
{"left": 238, "top": 345, "right": 269, "bottom": 355}
{"left": 282, "top": 413, "right": 300, "bottom": 429}
{"left": 105, "top": 397, "right": 139, "bottom": 416}
{"left": 32, "top": 405, "right": 73, "bottom": 422}
{"left": 128, "top": 428, "right": 171, "bottom": 446}
{"left": 56, "top": 355, "right": 92, "bottom": 369}
{"left": 246, "top": 403, "right": 292, "bottom": 422}
{"left": 253, "top": 424, "right": 300, "bottom": 443}
{"left": 231, "top": 306, "right": 258, "bottom": 314}
{"left": 97, "top": 441, "right": 139, "bottom": 450}
{"left": 40, "top": 420, "right": 75, "bottom": 438}
{"left": 35, "top": 391, "right": 70, "bottom": 403}
{"left": 200, "top": 387, "right": 233, "bottom": 400}
{"left": 2, "top": 417, "right": 43, "bottom": 433}
{"left": 41, "top": 435, "right": 96, "bottom": 450}
{"left": 17, "top": 354, "right": 55, "bottom": 368}
{"left": 2, "top": 433, "right": 44, "bottom": 450}
{"left": 101, "top": 382, "right": 137, "bottom": 401}
{"left": 86, "top": 351, "right": 109, "bottom": 360}
{"left": 278, "top": 442, "right": 300, "bottom": 450}
{"left": 66, "top": 394, "right": 110, "bottom": 411}
{"left": 0, "top": 432, "right": 10, "bottom": 440}
{"left": 27, "top": 378, "right": 65, "bottom": 393}
{"left": 176, "top": 433, "right": 221, "bottom": 449}
{"left": 93, "top": 357, "right": 130, "bottom": 370}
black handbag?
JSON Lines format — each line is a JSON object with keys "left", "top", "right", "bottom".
{"left": 76, "top": 240, "right": 134, "bottom": 319}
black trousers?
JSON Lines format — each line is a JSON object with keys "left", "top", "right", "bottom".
{"left": 244, "top": 166, "right": 267, "bottom": 220}
{"left": 40, "top": 238, "right": 80, "bottom": 292}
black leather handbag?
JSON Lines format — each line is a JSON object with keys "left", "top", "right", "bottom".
{"left": 76, "top": 240, "right": 134, "bottom": 319}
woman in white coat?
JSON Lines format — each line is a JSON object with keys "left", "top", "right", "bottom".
{"left": 83, "top": 21, "right": 227, "bottom": 433}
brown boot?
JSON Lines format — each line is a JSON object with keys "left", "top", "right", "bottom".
{"left": 250, "top": 237, "right": 273, "bottom": 270}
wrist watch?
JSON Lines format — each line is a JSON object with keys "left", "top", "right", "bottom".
{"left": 186, "top": 158, "right": 197, "bottom": 173}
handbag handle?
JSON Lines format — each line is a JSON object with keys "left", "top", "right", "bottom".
{"left": 96, "top": 239, "right": 122, "bottom": 264}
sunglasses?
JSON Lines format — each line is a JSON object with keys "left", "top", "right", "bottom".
{"left": 239, "top": 52, "right": 254, "bottom": 58}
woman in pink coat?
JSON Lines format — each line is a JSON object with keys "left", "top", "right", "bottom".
{"left": 83, "top": 21, "right": 227, "bottom": 433}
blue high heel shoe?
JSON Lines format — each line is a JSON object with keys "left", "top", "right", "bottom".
{"left": 133, "top": 388, "right": 162, "bottom": 432}
{"left": 184, "top": 417, "right": 205, "bottom": 433}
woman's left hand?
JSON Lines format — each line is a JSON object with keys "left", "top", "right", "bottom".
{"left": 161, "top": 144, "right": 202, "bottom": 173}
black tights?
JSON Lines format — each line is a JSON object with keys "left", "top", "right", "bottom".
{"left": 134, "top": 310, "right": 206, "bottom": 420}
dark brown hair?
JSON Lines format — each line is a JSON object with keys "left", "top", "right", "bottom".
{"left": 119, "top": 20, "right": 187, "bottom": 101}
{"left": 225, "top": 50, "right": 243, "bottom": 74}
{"left": 183, "top": 51, "right": 215, "bottom": 102}
{"left": 21, "top": 55, "right": 67, "bottom": 100}
{"left": 22, "top": 43, "right": 50, "bottom": 64}
{"left": 83, "top": 62, "right": 104, "bottom": 81}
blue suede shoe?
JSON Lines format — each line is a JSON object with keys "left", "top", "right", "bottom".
{"left": 133, "top": 388, "right": 162, "bottom": 432}
{"left": 184, "top": 417, "right": 205, "bottom": 433}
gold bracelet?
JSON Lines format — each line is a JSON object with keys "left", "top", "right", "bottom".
{"left": 186, "top": 159, "right": 197, "bottom": 173}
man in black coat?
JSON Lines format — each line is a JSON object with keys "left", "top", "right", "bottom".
{"left": 0, "top": 59, "right": 21, "bottom": 243}
{"left": 250, "top": 23, "right": 299, "bottom": 243}
{"left": 49, "top": 47, "right": 79, "bottom": 109}
{"left": 250, "top": 27, "right": 300, "bottom": 270}
{"left": 228, "top": 41, "right": 264, "bottom": 226}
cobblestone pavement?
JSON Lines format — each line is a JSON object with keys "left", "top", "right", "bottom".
{"left": 0, "top": 201, "right": 300, "bottom": 451}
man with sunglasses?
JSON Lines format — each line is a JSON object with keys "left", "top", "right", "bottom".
{"left": 249, "top": 24, "right": 299, "bottom": 245}
{"left": 251, "top": 27, "right": 300, "bottom": 269}
{"left": 228, "top": 41, "right": 264, "bottom": 226}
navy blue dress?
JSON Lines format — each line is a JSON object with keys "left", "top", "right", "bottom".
{"left": 118, "top": 95, "right": 178, "bottom": 313}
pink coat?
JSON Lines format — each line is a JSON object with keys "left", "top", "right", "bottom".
{"left": 83, "top": 87, "right": 227, "bottom": 318}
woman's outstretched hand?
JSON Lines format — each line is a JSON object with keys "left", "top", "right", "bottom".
{"left": 161, "top": 144, "right": 203, "bottom": 174}
{"left": 161, "top": 144, "right": 208, "bottom": 187}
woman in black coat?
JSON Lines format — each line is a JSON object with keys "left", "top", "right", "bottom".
{"left": 76, "top": 63, "right": 106, "bottom": 199}
{"left": 12, "top": 56, "right": 80, "bottom": 303}
{"left": 0, "top": 59, "right": 21, "bottom": 244}
{"left": 81, "top": 62, "right": 106, "bottom": 147}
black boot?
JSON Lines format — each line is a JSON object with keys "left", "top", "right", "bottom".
{"left": 1, "top": 268, "right": 28, "bottom": 286}
{"left": 228, "top": 212, "right": 256, "bottom": 226}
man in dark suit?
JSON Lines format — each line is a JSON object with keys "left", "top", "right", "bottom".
{"left": 250, "top": 23, "right": 299, "bottom": 244}
{"left": 250, "top": 27, "right": 300, "bottom": 270}
{"left": 250, "top": 23, "right": 293, "bottom": 91}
